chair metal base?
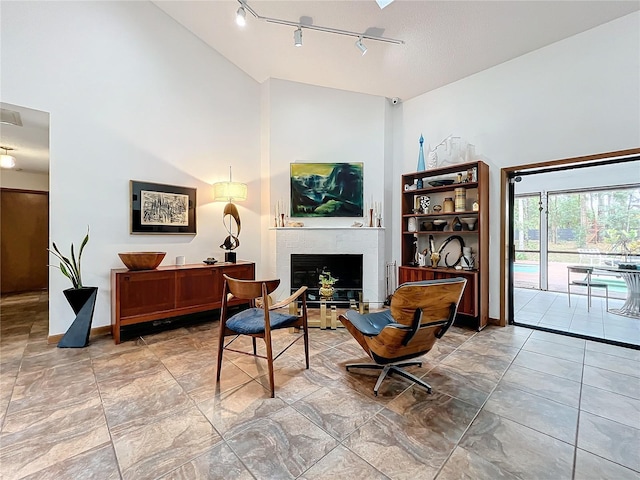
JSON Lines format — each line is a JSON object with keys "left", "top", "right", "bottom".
{"left": 346, "top": 361, "right": 431, "bottom": 396}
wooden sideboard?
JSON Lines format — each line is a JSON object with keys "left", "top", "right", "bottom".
{"left": 111, "top": 261, "right": 255, "bottom": 344}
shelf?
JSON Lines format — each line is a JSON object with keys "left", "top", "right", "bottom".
{"left": 403, "top": 211, "right": 478, "bottom": 218}
{"left": 403, "top": 231, "right": 478, "bottom": 235}
{"left": 403, "top": 181, "right": 478, "bottom": 195}
{"left": 400, "top": 160, "right": 489, "bottom": 330}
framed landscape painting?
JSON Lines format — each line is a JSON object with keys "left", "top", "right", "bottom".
{"left": 290, "top": 162, "right": 363, "bottom": 217}
{"left": 130, "top": 180, "right": 196, "bottom": 234}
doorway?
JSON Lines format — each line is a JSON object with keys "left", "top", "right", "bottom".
{"left": 0, "top": 103, "right": 50, "bottom": 317}
{"left": 502, "top": 149, "right": 640, "bottom": 349}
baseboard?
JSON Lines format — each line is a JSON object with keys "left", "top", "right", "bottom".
{"left": 47, "top": 325, "right": 112, "bottom": 345}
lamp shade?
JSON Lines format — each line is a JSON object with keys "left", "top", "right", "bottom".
{"left": 213, "top": 181, "right": 247, "bottom": 202}
{"left": 0, "top": 154, "right": 16, "bottom": 169}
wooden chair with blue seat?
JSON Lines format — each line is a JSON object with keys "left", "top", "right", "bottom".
{"left": 338, "top": 277, "right": 467, "bottom": 396}
{"left": 216, "top": 275, "right": 309, "bottom": 397}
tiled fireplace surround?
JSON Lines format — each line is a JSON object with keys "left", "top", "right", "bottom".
{"left": 275, "top": 227, "right": 386, "bottom": 306}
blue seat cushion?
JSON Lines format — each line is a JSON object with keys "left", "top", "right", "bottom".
{"left": 343, "top": 309, "right": 396, "bottom": 336}
{"left": 226, "top": 308, "right": 298, "bottom": 334}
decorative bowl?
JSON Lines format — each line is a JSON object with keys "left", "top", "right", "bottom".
{"left": 118, "top": 252, "right": 166, "bottom": 271}
{"left": 428, "top": 179, "right": 455, "bottom": 187}
{"left": 432, "top": 220, "right": 447, "bottom": 231}
{"left": 461, "top": 217, "right": 477, "bottom": 230}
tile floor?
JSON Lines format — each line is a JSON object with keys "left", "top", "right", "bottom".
{"left": 1, "top": 290, "right": 639, "bottom": 479}
{"left": 513, "top": 287, "right": 640, "bottom": 347}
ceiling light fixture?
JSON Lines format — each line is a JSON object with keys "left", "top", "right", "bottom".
{"left": 355, "top": 37, "right": 368, "bottom": 55}
{"left": 236, "top": 5, "right": 247, "bottom": 26}
{"left": 235, "top": 0, "right": 403, "bottom": 51}
{"left": 375, "top": 0, "right": 395, "bottom": 9}
{"left": 0, "top": 146, "right": 16, "bottom": 169}
{"left": 294, "top": 27, "right": 303, "bottom": 47}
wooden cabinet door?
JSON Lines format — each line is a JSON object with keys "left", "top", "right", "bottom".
{"left": 434, "top": 271, "right": 477, "bottom": 317}
{"left": 118, "top": 271, "right": 175, "bottom": 318}
{"left": 398, "top": 266, "right": 434, "bottom": 284}
{"left": 176, "top": 268, "right": 220, "bottom": 308}
{"left": 221, "top": 264, "right": 255, "bottom": 281}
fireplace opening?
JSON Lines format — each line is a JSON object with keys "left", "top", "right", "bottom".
{"left": 291, "top": 254, "right": 363, "bottom": 307}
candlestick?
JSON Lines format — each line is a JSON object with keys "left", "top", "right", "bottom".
{"left": 369, "top": 208, "right": 374, "bottom": 227}
{"left": 280, "top": 213, "right": 285, "bottom": 227}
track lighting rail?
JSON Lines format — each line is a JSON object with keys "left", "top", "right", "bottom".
{"left": 237, "top": 0, "right": 404, "bottom": 46}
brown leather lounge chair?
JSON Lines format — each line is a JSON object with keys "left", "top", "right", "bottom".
{"left": 339, "top": 277, "right": 467, "bottom": 396}
{"left": 217, "top": 275, "right": 309, "bottom": 397}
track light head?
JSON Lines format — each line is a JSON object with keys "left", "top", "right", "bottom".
{"left": 236, "top": 6, "right": 246, "bottom": 26}
{"left": 294, "top": 27, "right": 303, "bottom": 47}
{"left": 355, "top": 37, "right": 368, "bottom": 55}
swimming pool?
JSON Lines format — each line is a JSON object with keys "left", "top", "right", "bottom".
{"left": 513, "top": 263, "right": 539, "bottom": 273}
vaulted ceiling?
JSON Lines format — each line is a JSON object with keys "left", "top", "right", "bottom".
{"left": 154, "top": 0, "right": 639, "bottom": 101}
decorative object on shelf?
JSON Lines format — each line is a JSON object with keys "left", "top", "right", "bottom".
{"left": 454, "top": 187, "right": 466, "bottom": 212}
{"left": 213, "top": 166, "right": 247, "bottom": 263}
{"left": 452, "top": 217, "right": 463, "bottom": 231}
{"left": 416, "top": 178, "right": 423, "bottom": 189}
{"left": 428, "top": 179, "right": 455, "bottom": 187}
{"left": 419, "top": 195, "right": 430, "bottom": 214}
{"left": 48, "top": 226, "right": 96, "bottom": 348}
{"left": 462, "top": 246, "right": 475, "bottom": 270}
{"left": 432, "top": 219, "right": 447, "bottom": 231}
{"left": 118, "top": 252, "right": 166, "bottom": 271}
{"left": 417, "top": 134, "right": 426, "bottom": 171}
{"left": 432, "top": 204, "right": 442, "bottom": 213}
{"left": 408, "top": 217, "right": 418, "bottom": 232}
{"left": 421, "top": 221, "right": 433, "bottom": 231}
{"left": 427, "top": 145, "right": 438, "bottom": 169}
{"left": 461, "top": 217, "right": 477, "bottom": 230}
{"left": 439, "top": 235, "right": 465, "bottom": 268}
{"left": 130, "top": 181, "right": 197, "bottom": 234}
{"left": 430, "top": 252, "right": 440, "bottom": 267}
{"left": 290, "top": 162, "right": 363, "bottom": 217}
{"left": 285, "top": 221, "right": 305, "bottom": 227}
{"left": 472, "top": 199, "right": 479, "bottom": 211}
{"left": 466, "top": 168, "right": 474, "bottom": 183}
{"left": 456, "top": 173, "right": 463, "bottom": 183}
{"left": 203, "top": 257, "right": 218, "bottom": 265}
{"left": 351, "top": 221, "right": 363, "bottom": 227}
{"left": 319, "top": 270, "right": 338, "bottom": 300}
{"left": 443, "top": 197, "right": 454, "bottom": 213}
{"left": 417, "top": 250, "right": 427, "bottom": 267}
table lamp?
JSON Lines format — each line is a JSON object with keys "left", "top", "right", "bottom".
{"left": 213, "top": 167, "right": 247, "bottom": 263}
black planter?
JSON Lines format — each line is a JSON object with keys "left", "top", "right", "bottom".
{"left": 58, "top": 287, "right": 98, "bottom": 348}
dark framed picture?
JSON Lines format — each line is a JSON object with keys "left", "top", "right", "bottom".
{"left": 130, "top": 181, "right": 196, "bottom": 234}
{"left": 290, "top": 162, "right": 363, "bottom": 217}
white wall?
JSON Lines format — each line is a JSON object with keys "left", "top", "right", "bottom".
{"left": 0, "top": 170, "right": 49, "bottom": 191}
{"left": 262, "top": 79, "right": 390, "bottom": 291}
{"left": 398, "top": 12, "right": 640, "bottom": 320}
{"left": 1, "top": 1, "right": 261, "bottom": 335}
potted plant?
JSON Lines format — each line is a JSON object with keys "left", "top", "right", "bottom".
{"left": 48, "top": 226, "right": 97, "bottom": 347}
{"left": 319, "top": 269, "right": 338, "bottom": 300}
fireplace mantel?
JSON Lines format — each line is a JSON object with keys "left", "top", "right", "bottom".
{"left": 275, "top": 227, "right": 385, "bottom": 306}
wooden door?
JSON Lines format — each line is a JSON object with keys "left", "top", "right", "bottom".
{"left": 1, "top": 189, "right": 49, "bottom": 293}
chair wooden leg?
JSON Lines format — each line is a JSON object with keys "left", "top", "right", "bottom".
{"left": 216, "top": 332, "right": 225, "bottom": 381}
{"left": 252, "top": 337, "right": 257, "bottom": 355}
{"left": 303, "top": 325, "right": 309, "bottom": 369}
{"left": 265, "top": 334, "right": 275, "bottom": 398}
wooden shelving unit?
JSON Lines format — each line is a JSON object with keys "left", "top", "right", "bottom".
{"left": 399, "top": 161, "right": 489, "bottom": 330}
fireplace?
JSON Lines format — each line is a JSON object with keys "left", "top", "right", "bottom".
{"left": 274, "top": 227, "right": 385, "bottom": 308}
{"left": 291, "top": 254, "right": 363, "bottom": 306}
